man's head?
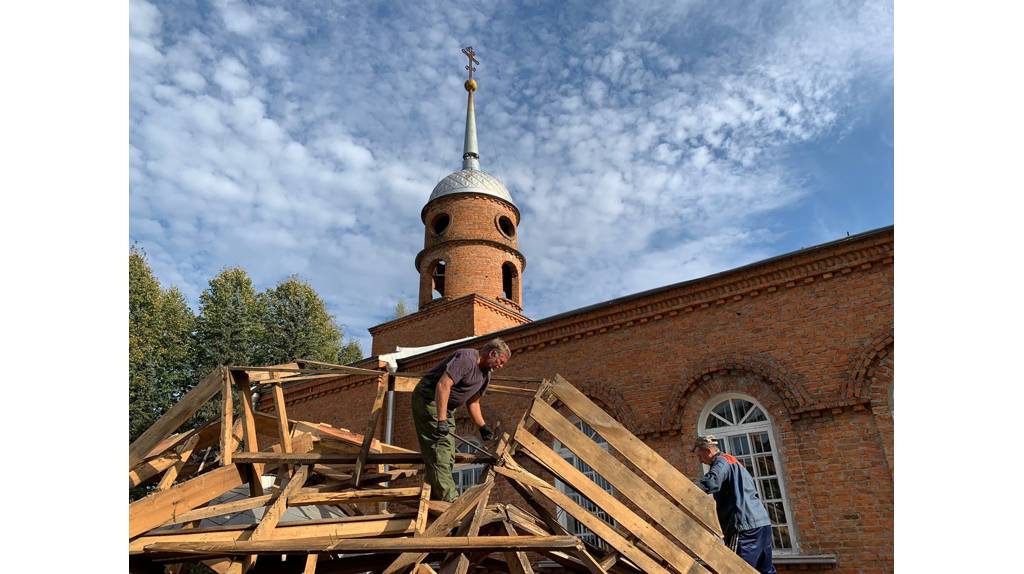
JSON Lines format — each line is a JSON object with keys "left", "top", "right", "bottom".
{"left": 479, "top": 338, "right": 512, "bottom": 371}
{"left": 692, "top": 435, "right": 720, "bottom": 465}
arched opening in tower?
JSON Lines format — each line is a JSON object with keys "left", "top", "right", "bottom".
{"left": 431, "top": 260, "right": 446, "bottom": 299}
{"left": 502, "top": 262, "right": 518, "bottom": 303}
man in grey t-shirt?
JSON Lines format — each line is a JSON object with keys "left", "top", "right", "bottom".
{"left": 411, "top": 338, "right": 511, "bottom": 501}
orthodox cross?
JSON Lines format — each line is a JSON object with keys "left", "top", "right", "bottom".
{"left": 462, "top": 46, "right": 479, "bottom": 81}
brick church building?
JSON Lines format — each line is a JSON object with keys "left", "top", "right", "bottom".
{"left": 279, "top": 72, "right": 895, "bottom": 572}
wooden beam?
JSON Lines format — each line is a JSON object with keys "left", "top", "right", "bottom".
{"left": 130, "top": 463, "right": 256, "bottom": 538}
{"left": 501, "top": 520, "right": 535, "bottom": 574}
{"left": 381, "top": 481, "right": 493, "bottom": 574}
{"left": 145, "top": 535, "right": 581, "bottom": 557}
{"left": 243, "top": 464, "right": 310, "bottom": 570}
{"left": 129, "top": 368, "right": 224, "bottom": 470}
{"left": 495, "top": 464, "right": 662, "bottom": 574}
{"left": 302, "top": 554, "right": 317, "bottom": 574}
{"left": 513, "top": 429, "right": 709, "bottom": 574}
{"left": 289, "top": 487, "right": 422, "bottom": 506}
{"left": 270, "top": 383, "right": 293, "bottom": 479}
{"left": 234, "top": 370, "right": 264, "bottom": 496}
{"left": 221, "top": 370, "right": 235, "bottom": 466}
{"left": 157, "top": 433, "right": 202, "bottom": 491}
{"left": 130, "top": 514, "right": 418, "bottom": 554}
{"left": 352, "top": 374, "right": 388, "bottom": 486}
{"left": 130, "top": 453, "right": 180, "bottom": 488}
{"left": 549, "top": 375, "right": 721, "bottom": 536}
{"left": 440, "top": 478, "right": 494, "bottom": 574}
{"left": 527, "top": 399, "right": 757, "bottom": 574}
{"left": 253, "top": 373, "right": 350, "bottom": 386}
{"left": 415, "top": 483, "right": 431, "bottom": 534}
{"left": 294, "top": 360, "right": 384, "bottom": 376}
{"left": 166, "top": 494, "right": 275, "bottom": 525}
{"left": 232, "top": 452, "right": 489, "bottom": 465}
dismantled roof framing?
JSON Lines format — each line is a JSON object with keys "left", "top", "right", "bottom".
{"left": 128, "top": 360, "right": 757, "bottom": 574}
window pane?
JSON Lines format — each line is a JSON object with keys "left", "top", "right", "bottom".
{"left": 745, "top": 407, "right": 767, "bottom": 423}
{"left": 767, "top": 501, "right": 785, "bottom": 524}
{"left": 751, "top": 431, "right": 772, "bottom": 453}
{"left": 732, "top": 399, "right": 752, "bottom": 423}
{"left": 756, "top": 455, "right": 776, "bottom": 477}
{"left": 729, "top": 435, "right": 751, "bottom": 456}
{"left": 760, "top": 478, "right": 782, "bottom": 500}
{"left": 776, "top": 526, "right": 792, "bottom": 549}
{"left": 712, "top": 400, "right": 735, "bottom": 424}
{"left": 705, "top": 414, "right": 726, "bottom": 429}
{"left": 739, "top": 457, "right": 754, "bottom": 475}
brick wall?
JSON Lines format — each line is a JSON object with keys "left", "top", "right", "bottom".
{"left": 281, "top": 227, "right": 894, "bottom": 573}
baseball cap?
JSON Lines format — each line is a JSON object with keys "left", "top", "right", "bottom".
{"left": 691, "top": 435, "right": 719, "bottom": 452}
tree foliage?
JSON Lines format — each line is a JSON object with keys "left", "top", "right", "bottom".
{"left": 258, "top": 277, "right": 343, "bottom": 364}
{"left": 338, "top": 339, "right": 364, "bottom": 364}
{"left": 394, "top": 299, "right": 409, "bottom": 319}
{"left": 129, "top": 248, "right": 197, "bottom": 442}
{"left": 194, "top": 268, "right": 265, "bottom": 371}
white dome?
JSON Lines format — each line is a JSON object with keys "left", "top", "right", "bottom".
{"left": 428, "top": 169, "right": 515, "bottom": 206}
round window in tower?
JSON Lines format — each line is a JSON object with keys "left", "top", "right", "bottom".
{"left": 496, "top": 215, "right": 516, "bottom": 239}
{"left": 430, "top": 213, "right": 451, "bottom": 236}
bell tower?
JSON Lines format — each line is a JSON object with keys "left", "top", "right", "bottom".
{"left": 369, "top": 47, "right": 530, "bottom": 355}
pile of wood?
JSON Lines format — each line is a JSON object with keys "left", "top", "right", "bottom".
{"left": 128, "top": 362, "right": 757, "bottom": 574}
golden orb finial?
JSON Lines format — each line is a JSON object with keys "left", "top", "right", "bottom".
{"left": 465, "top": 78, "right": 478, "bottom": 92}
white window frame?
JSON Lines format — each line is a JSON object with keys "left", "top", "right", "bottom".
{"left": 698, "top": 392, "right": 799, "bottom": 554}
{"left": 552, "top": 417, "right": 616, "bottom": 550}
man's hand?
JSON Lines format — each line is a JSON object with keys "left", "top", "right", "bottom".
{"left": 437, "top": 419, "right": 451, "bottom": 436}
{"left": 479, "top": 424, "right": 494, "bottom": 442}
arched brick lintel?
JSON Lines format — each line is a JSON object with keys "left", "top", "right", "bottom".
{"left": 659, "top": 354, "right": 811, "bottom": 430}
{"left": 844, "top": 326, "right": 895, "bottom": 402}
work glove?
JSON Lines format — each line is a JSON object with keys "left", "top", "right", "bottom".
{"left": 479, "top": 424, "right": 494, "bottom": 442}
{"left": 436, "top": 419, "right": 451, "bottom": 436}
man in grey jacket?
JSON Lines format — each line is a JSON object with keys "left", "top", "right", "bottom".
{"left": 694, "top": 435, "right": 777, "bottom": 574}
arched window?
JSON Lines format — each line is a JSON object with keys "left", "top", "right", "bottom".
{"left": 553, "top": 419, "right": 616, "bottom": 550}
{"left": 452, "top": 439, "right": 485, "bottom": 495}
{"left": 698, "top": 394, "right": 797, "bottom": 552}
{"left": 431, "top": 260, "right": 446, "bottom": 299}
{"left": 501, "top": 262, "right": 517, "bottom": 301}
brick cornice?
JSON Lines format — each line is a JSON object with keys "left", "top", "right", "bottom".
{"left": 415, "top": 239, "right": 527, "bottom": 272}
{"left": 421, "top": 192, "right": 521, "bottom": 225}
{"left": 499, "top": 230, "right": 893, "bottom": 357}
{"left": 370, "top": 293, "right": 530, "bottom": 337}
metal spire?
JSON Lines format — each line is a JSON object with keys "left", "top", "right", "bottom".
{"left": 461, "top": 46, "right": 480, "bottom": 170}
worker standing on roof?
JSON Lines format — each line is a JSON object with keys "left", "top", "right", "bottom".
{"left": 693, "top": 435, "right": 777, "bottom": 574}
{"left": 411, "top": 338, "right": 511, "bottom": 502}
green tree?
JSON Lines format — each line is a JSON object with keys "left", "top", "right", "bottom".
{"left": 129, "top": 248, "right": 197, "bottom": 442}
{"left": 338, "top": 338, "right": 364, "bottom": 364}
{"left": 394, "top": 299, "right": 409, "bottom": 319}
{"left": 194, "top": 268, "right": 265, "bottom": 371}
{"left": 258, "top": 277, "right": 343, "bottom": 364}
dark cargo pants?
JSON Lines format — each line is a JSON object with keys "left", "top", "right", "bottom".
{"left": 411, "top": 383, "right": 459, "bottom": 502}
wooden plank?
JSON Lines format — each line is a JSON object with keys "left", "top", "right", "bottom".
{"left": 221, "top": 370, "right": 235, "bottom": 466}
{"left": 130, "top": 453, "right": 180, "bottom": 488}
{"left": 130, "top": 515, "right": 418, "bottom": 553}
{"left": 303, "top": 554, "right": 318, "bottom": 574}
{"left": 239, "top": 363, "right": 301, "bottom": 382}
{"left": 253, "top": 373, "right": 351, "bottom": 386}
{"left": 130, "top": 463, "right": 253, "bottom": 538}
{"left": 145, "top": 535, "right": 581, "bottom": 557}
{"left": 294, "top": 360, "right": 384, "bottom": 376}
{"left": 157, "top": 433, "right": 202, "bottom": 491}
{"left": 352, "top": 374, "right": 388, "bottom": 486}
{"left": 166, "top": 494, "right": 275, "bottom": 525}
{"left": 129, "top": 368, "right": 224, "bottom": 470}
{"left": 130, "top": 437, "right": 303, "bottom": 538}
{"left": 270, "top": 383, "right": 293, "bottom": 479}
{"left": 549, "top": 375, "right": 721, "bottom": 536}
{"left": 234, "top": 370, "right": 264, "bottom": 496}
{"left": 392, "top": 374, "right": 420, "bottom": 393}
{"left": 415, "top": 483, "right": 431, "bottom": 534}
{"left": 514, "top": 429, "right": 709, "bottom": 574}
{"left": 440, "top": 478, "right": 494, "bottom": 574}
{"left": 494, "top": 465, "right": 666, "bottom": 574}
{"left": 289, "top": 487, "right": 422, "bottom": 506}
{"left": 501, "top": 520, "right": 535, "bottom": 574}
{"left": 232, "top": 452, "right": 490, "bottom": 465}
{"left": 381, "top": 481, "right": 493, "bottom": 574}
{"left": 528, "top": 399, "right": 756, "bottom": 574}
{"left": 244, "top": 464, "right": 310, "bottom": 570}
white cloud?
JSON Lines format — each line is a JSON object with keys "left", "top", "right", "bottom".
{"left": 130, "top": 0, "right": 892, "bottom": 351}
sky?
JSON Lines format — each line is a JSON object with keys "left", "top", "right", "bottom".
{"left": 129, "top": 0, "right": 893, "bottom": 353}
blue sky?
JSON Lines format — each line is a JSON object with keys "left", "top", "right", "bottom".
{"left": 129, "top": 0, "right": 893, "bottom": 353}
